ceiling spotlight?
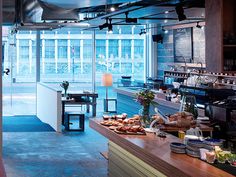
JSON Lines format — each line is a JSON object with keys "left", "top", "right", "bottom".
{"left": 125, "top": 12, "right": 138, "bottom": 23}
{"left": 110, "top": 6, "right": 116, "bottom": 12}
{"left": 99, "top": 18, "right": 109, "bottom": 30}
{"left": 175, "top": 4, "right": 186, "bottom": 21}
{"left": 162, "top": 28, "right": 168, "bottom": 34}
{"left": 164, "top": 20, "right": 168, "bottom": 23}
{"left": 196, "top": 22, "right": 204, "bottom": 29}
{"left": 165, "top": 11, "right": 169, "bottom": 14}
{"left": 139, "top": 29, "right": 146, "bottom": 35}
{"left": 108, "top": 19, "right": 113, "bottom": 33}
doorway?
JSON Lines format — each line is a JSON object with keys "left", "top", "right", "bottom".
{"left": 2, "top": 28, "right": 37, "bottom": 116}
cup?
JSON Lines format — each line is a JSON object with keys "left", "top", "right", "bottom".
{"left": 200, "top": 148, "right": 209, "bottom": 161}
{"left": 205, "top": 151, "right": 216, "bottom": 163}
{"left": 178, "top": 130, "right": 185, "bottom": 139}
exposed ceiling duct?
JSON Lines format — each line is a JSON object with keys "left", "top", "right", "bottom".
{"left": 3, "top": 0, "right": 205, "bottom": 31}
{"left": 38, "top": 0, "right": 79, "bottom": 21}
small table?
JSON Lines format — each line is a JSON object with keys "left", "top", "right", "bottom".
{"left": 61, "top": 92, "right": 98, "bottom": 124}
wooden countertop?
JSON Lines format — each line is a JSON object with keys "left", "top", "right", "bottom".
{"left": 90, "top": 118, "right": 233, "bottom": 177}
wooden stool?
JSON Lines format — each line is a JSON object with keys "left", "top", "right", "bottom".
{"left": 64, "top": 112, "right": 85, "bottom": 131}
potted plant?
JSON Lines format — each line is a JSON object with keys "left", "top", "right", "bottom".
{"left": 135, "top": 89, "right": 156, "bottom": 127}
{"left": 60, "top": 81, "right": 69, "bottom": 99}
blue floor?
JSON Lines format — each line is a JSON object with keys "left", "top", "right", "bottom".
{"left": 3, "top": 115, "right": 55, "bottom": 132}
{"left": 3, "top": 118, "right": 108, "bottom": 177}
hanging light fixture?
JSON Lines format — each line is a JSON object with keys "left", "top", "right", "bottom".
{"left": 108, "top": 19, "right": 113, "bottom": 33}
{"left": 99, "top": 18, "right": 109, "bottom": 30}
{"left": 175, "top": 4, "right": 186, "bottom": 21}
{"left": 125, "top": 12, "right": 138, "bottom": 23}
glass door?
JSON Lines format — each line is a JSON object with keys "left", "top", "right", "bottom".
{"left": 2, "top": 28, "right": 37, "bottom": 116}
{"left": 2, "top": 39, "right": 14, "bottom": 116}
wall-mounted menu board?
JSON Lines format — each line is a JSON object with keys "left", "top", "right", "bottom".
{"left": 174, "top": 27, "right": 193, "bottom": 63}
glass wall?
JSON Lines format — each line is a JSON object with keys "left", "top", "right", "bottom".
{"left": 95, "top": 25, "right": 146, "bottom": 112}
{"left": 2, "top": 25, "right": 146, "bottom": 115}
{"left": 2, "top": 29, "right": 37, "bottom": 115}
{"left": 40, "top": 29, "right": 93, "bottom": 92}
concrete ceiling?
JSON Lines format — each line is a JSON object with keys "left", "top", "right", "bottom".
{"left": 2, "top": 0, "right": 205, "bottom": 30}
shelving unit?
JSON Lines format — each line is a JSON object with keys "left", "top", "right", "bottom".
{"left": 163, "top": 70, "right": 236, "bottom": 88}
{"left": 163, "top": 70, "right": 190, "bottom": 84}
{"left": 206, "top": 0, "right": 236, "bottom": 73}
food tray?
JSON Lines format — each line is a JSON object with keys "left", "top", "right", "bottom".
{"left": 114, "top": 129, "right": 146, "bottom": 135}
{"left": 100, "top": 122, "right": 113, "bottom": 126}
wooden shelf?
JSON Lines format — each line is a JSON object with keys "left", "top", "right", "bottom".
{"left": 223, "top": 44, "right": 236, "bottom": 47}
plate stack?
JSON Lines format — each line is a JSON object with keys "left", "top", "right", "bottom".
{"left": 186, "top": 140, "right": 205, "bottom": 158}
{"left": 170, "top": 142, "right": 186, "bottom": 154}
{"left": 203, "top": 138, "right": 223, "bottom": 147}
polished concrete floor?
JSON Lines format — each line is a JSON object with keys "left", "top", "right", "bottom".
{"left": 3, "top": 118, "right": 108, "bottom": 177}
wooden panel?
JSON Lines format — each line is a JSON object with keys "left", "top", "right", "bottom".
{"left": 223, "top": 0, "right": 236, "bottom": 34}
{"left": 205, "top": 0, "right": 223, "bottom": 72}
{"left": 90, "top": 119, "right": 234, "bottom": 177}
{"left": 109, "top": 141, "right": 166, "bottom": 177}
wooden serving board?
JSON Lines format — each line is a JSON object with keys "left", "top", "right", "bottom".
{"left": 114, "top": 129, "right": 146, "bottom": 135}
{"left": 100, "top": 122, "right": 113, "bottom": 126}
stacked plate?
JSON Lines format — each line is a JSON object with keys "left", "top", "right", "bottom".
{"left": 186, "top": 140, "right": 204, "bottom": 158}
{"left": 203, "top": 138, "right": 223, "bottom": 146}
{"left": 170, "top": 142, "right": 186, "bottom": 154}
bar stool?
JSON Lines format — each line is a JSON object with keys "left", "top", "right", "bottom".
{"left": 64, "top": 111, "right": 85, "bottom": 131}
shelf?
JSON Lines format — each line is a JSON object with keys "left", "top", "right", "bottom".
{"left": 164, "top": 70, "right": 189, "bottom": 74}
{"left": 223, "top": 45, "right": 236, "bottom": 47}
{"left": 190, "top": 73, "right": 236, "bottom": 78}
{"left": 164, "top": 75, "right": 188, "bottom": 79}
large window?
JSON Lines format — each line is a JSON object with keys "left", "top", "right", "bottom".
{"left": 4, "top": 26, "right": 146, "bottom": 115}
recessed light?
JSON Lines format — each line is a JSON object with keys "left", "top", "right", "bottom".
{"left": 165, "top": 11, "right": 169, "bottom": 14}
{"left": 164, "top": 20, "right": 168, "bottom": 23}
{"left": 110, "top": 7, "right": 115, "bottom": 12}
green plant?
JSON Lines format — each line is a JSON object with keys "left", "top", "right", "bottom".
{"left": 135, "top": 89, "right": 157, "bottom": 127}
{"left": 60, "top": 81, "right": 69, "bottom": 96}
{"left": 135, "top": 89, "right": 155, "bottom": 107}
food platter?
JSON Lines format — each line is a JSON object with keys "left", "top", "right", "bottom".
{"left": 114, "top": 129, "right": 146, "bottom": 135}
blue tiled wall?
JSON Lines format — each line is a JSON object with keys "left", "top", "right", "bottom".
{"left": 157, "top": 30, "right": 174, "bottom": 78}
{"left": 157, "top": 27, "right": 205, "bottom": 79}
